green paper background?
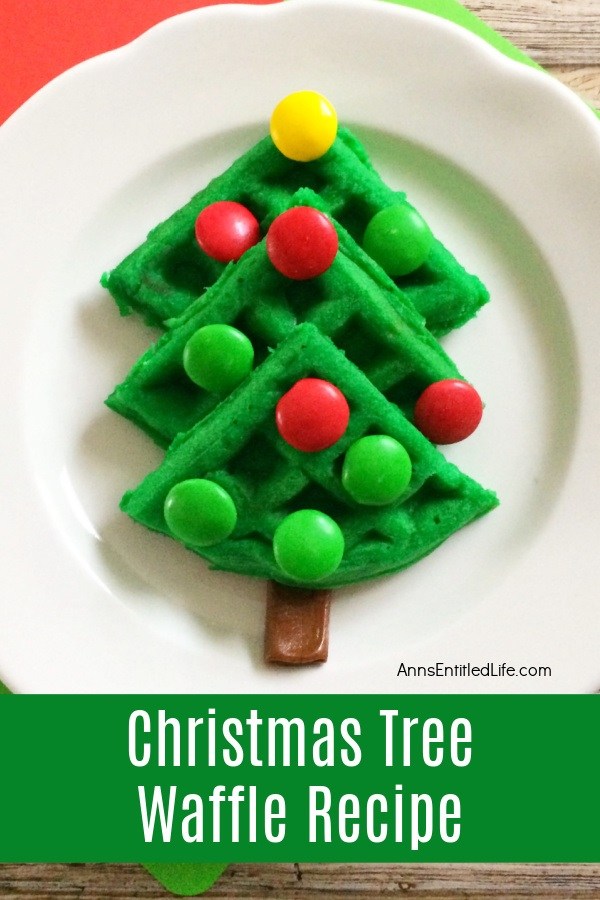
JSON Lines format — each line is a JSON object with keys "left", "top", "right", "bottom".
{"left": 144, "top": 863, "right": 228, "bottom": 897}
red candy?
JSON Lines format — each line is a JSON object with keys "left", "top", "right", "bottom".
{"left": 276, "top": 378, "right": 350, "bottom": 452}
{"left": 266, "top": 206, "right": 338, "bottom": 280}
{"left": 195, "top": 201, "right": 260, "bottom": 263}
{"left": 414, "top": 379, "right": 483, "bottom": 444}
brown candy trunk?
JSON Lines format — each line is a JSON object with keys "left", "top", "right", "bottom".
{"left": 264, "top": 581, "right": 331, "bottom": 665}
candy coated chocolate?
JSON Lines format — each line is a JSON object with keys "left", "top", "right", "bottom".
{"left": 363, "top": 204, "right": 434, "bottom": 277}
{"left": 275, "top": 377, "right": 349, "bottom": 452}
{"left": 342, "top": 435, "right": 412, "bottom": 505}
{"left": 266, "top": 206, "right": 338, "bottom": 280}
{"left": 414, "top": 379, "right": 483, "bottom": 444}
{"left": 273, "top": 510, "right": 345, "bottom": 582}
{"left": 164, "top": 479, "right": 237, "bottom": 546}
{"left": 195, "top": 201, "right": 260, "bottom": 263}
{"left": 270, "top": 91, "right": 337, "bottom": 162}
{"left": 183, "top": 324, "right": 254, "bottom": 395}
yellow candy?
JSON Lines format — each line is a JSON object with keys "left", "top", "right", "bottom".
{"left": 270, "top": 91, "right": 337, "bottom": 162}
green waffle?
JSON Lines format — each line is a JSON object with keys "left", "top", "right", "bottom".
{"left": 122, "top": 324, "right": 497, "bottom": 589}
{"left": 107, "top": 191, "right": 467, "bottom": 449}
{"left": 102, "top": 127, "right": 488, "bottom": 336}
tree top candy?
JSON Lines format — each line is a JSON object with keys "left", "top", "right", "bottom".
{"left": 270, "top": 90, "right": 338, "bottom": 162}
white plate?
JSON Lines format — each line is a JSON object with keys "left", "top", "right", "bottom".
{"left": 1, "top": 0, "right": 599, "bottom": 693}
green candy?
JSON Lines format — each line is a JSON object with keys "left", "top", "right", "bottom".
{"left": 183, "top": 324, "right": 254, "bottom": 394}
{"left": 342, "top": 435, "right": 412, "bottom": 505}
{"left": 363, "top": 204, "right": 434, "bottom": 277}
{"left": 273, "top": 509, "right": 345, "bottom": 582}
{"left": 164, "top": 479, "right": 237, "bottom": 546}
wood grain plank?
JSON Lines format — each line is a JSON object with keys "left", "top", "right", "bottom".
{"left": 548, "top": 66, "right": 600, "bottom": 105}
{"left": 0, "top": 863, "right": 598, "bottom": 898}
{"left": 463, "top": 1, "right": 600, "bottom": 65}
{"left": 207, "top": 863, "right": 600, "bottom": 897}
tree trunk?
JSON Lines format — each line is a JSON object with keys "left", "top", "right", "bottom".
{"left": 264, "top": 582, "right": 331, "bottom": 665}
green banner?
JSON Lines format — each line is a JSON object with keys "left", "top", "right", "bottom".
{"left": 0, "top": 695, "right": 597, "bottom": 862}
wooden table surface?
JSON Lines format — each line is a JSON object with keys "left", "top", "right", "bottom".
{"left": 4, "top": 1, "right": 599, "bottom": 897}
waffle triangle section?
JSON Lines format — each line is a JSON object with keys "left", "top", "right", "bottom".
{"left": 102, "top": 127, "right": 488, "bottom": 335}
{"left": 121, "top": 324, "right": 498, "bottom": 589}
{"left": 107, "top": 191, "right": 469, "bottom": 449}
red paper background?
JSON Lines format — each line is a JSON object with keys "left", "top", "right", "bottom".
{"left": 0, "top": 0, "right": 277, "bottom": 125}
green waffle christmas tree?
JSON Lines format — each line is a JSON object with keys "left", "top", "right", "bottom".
{"left": 105, "top": 92, "right": 497, "bottom": 664}
{"left": 106, "top": 188, "right": 469, "bottom": 449}
{"left": 102, "top": 115, "right": 488, "bottom": 337}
